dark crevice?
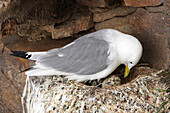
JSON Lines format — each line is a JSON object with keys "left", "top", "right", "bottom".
{"left": 108, "top": 0, "right": 122, "bottom": 6}
{"left": 142, "top": 7, "right": 147, "bottom": 10}
{"left": 54, "top": 20, "right": 68, "bottom": 28}
{"left": 158, "top": 3, "right": 164, "bottom": 6}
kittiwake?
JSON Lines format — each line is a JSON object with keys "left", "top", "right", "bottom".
{"left": 11, "top": 29, "right": 143, "bottom": 81}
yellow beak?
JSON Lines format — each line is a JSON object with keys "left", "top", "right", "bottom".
{"left": 124, "top": 65, "right": 130, "bottom": 77}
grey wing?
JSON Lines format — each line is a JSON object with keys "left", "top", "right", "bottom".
{"left": 36, "top": 37, "right": 110, "bottom": 75}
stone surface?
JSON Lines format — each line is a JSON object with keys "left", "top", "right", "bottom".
{"left": 124, "top": 0, "right": 163, "bottom": 7}
{"left": 0, "top": 41, "right": 27, "bottom": 113}
{"left": 0, "top": 0, "right": 77, "bottom": 25}
{"left": 0, "top": 40, "right": 4, "bottom": 53}
{"left": 25, "top": 67, "right": 169, "bottom": 113}
{"left": 167, "top": 10, "right": 170, "bottom": 16}
{"left": 165, "top": 0, "right": 170, "bottom": 63}
{"left": 76, "top": 0, "right": 106, "bottom": 7}
{"left": 76, "top": 0, "right": 121, "bottom": 8}
{"left": 0, "top": 71, "right": 20, "bottom": 113}
{"left": 89, "top": 7, "right": 109, "bottom": 13}
{"left": 95, "top": 15, "right": 133, "bottom": 34}
{"left": 146, "top": 5, "right": 165, "bottom": 13}
{"left": 93, "top": 6, "right": 136, "bottom": 22}
{"left": 0, "top": 0, "right": 10, "bottom": 12}
{"left": 2, "top": 34, "right": 77, "bottom": 52}
{"left": 165, "top": 0, "right": 170, "bottom": 26}
{"left": 165, "top": 17, "right": 170, "bottom": 27}
{"left": 18, "top": 25, "right": 51, "bottom": 42}
{"left": 130, "top": 8, "right": 169, "bottom": 70}
{"left": 1, "top": 18, "right": 17, "bottom": 37}
{"left": 0, "top": 0, "right": 77, "bottom": 41}
{"left": 49, "top": 7, "right": 93, "bottom": 39}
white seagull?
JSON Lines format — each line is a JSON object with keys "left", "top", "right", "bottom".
{"left": 11, "top": 29, "right": 143, "bottom": 82}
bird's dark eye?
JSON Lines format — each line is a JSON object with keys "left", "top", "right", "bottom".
{"left": 130, "top": 62, "right": 133, "bottom": 64}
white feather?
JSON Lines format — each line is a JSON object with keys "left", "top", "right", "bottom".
{"left": 27, "top": 52, "right": 46, "bottom": 60}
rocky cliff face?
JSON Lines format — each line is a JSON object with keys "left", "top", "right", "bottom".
{"left": 0, "top": 0, "right": 169, "bottom": 70}
{"left": 0, "top": 0, "right": 169, "bottom": 112}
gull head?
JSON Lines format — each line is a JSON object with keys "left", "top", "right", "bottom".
{"left": 116, "top": 34, "right": 143, "bottom": 77}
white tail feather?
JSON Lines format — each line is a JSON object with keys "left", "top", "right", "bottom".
{"left": 25, "top": 69, "right": 57, "bottom": 76}
{"left": 25, "top": 68, "right": 73, "bottom": 76}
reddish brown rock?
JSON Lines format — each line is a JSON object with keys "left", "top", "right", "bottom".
{"left": 0, "top": 71, "right": 22, "bottom": 113}
{"left": 130, "top": 8, "right": 169, "bottom": 70}
{"left": 167, "top": 10, "right": 170, "bottom": 15}
{"left": 93, "top": 6, "right": 136, "bottom": 22}
{"left": 76, "top": 0, "right": 121, "bottom": 8}
{"left": 146, "top": 5, "right": 165, "bottom": 13}
{"left": 0, "top": 40, "right": 4, "bottom": 53}
{"left": 89, "top": 7, "right": 109, "bottom": 13}
{"left": 0, "top": 0, "right": 77, "bottom": 41}
{"left": 0, "top": 41, "right": 27, "bottom": 113}
{"left": 124, "top": 0, "right": 163, "bottom": 7}
{"left": 1, "top": 18, "right": 16, "bottom": 37}
{"left": 2, "top": 34, "right": 77, "bottom": 52}
{"left": 95, "top": 15, "right": 133, "bottom": 34}
{"left": 0, "top": 31, "right": 2, "bottom": 39}
{"left": 49, "top": 7, "right": 93, "bottom": 39}
{"left": 165, "top": 17, "right": 170, "bottom": 27}
{"left": 76, "top": 0, "right": 106, "bottom": 7}
{"left": 165, "top": 0, "right": 170, "bottom": 29}
{"left": 0, "top": 0, "right": 10, "bottom": 11}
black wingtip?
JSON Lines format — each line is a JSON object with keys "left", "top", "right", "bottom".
{"left": 19, "top": 67, "right": 33, "bottom": 73}
{"left": 10, "top": 51, "right": 31, "bottom": 59}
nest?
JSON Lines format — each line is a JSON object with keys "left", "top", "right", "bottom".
{"left": 22, "top": 66, "right": 169, "bottom": 113}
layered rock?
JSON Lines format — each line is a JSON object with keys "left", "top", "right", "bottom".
{"left": 130, "top": 8, "right": 169, "bottom": 70}
{"left": 124, "top": 0, "right": 163, "bottom": 7}
{"left": 0, "top": 0, "right": 77, "bottom": 41}
{"left": 146, "top": 5, "right": 165, "bottom": 13}
{"left": 76, "top": 0, "right": 107, "bottom": 7}
{"left": 0, "top": 41, "right": 26, "bottom": 113}
{"left": 45, "top": 7, "right": 93, "bottom": 39}
{"left": 76, "top": 0, "right": 121, "bottom": 8}
{"left": 93, "top": 6, "right": 136, "bottom": 22}
{"left": 95, "top": 15, "right": 133, "bottom": 34}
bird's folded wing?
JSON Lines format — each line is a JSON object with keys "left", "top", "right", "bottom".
{"left": 36, "top": 37, "right": 110, "bottom": 75}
